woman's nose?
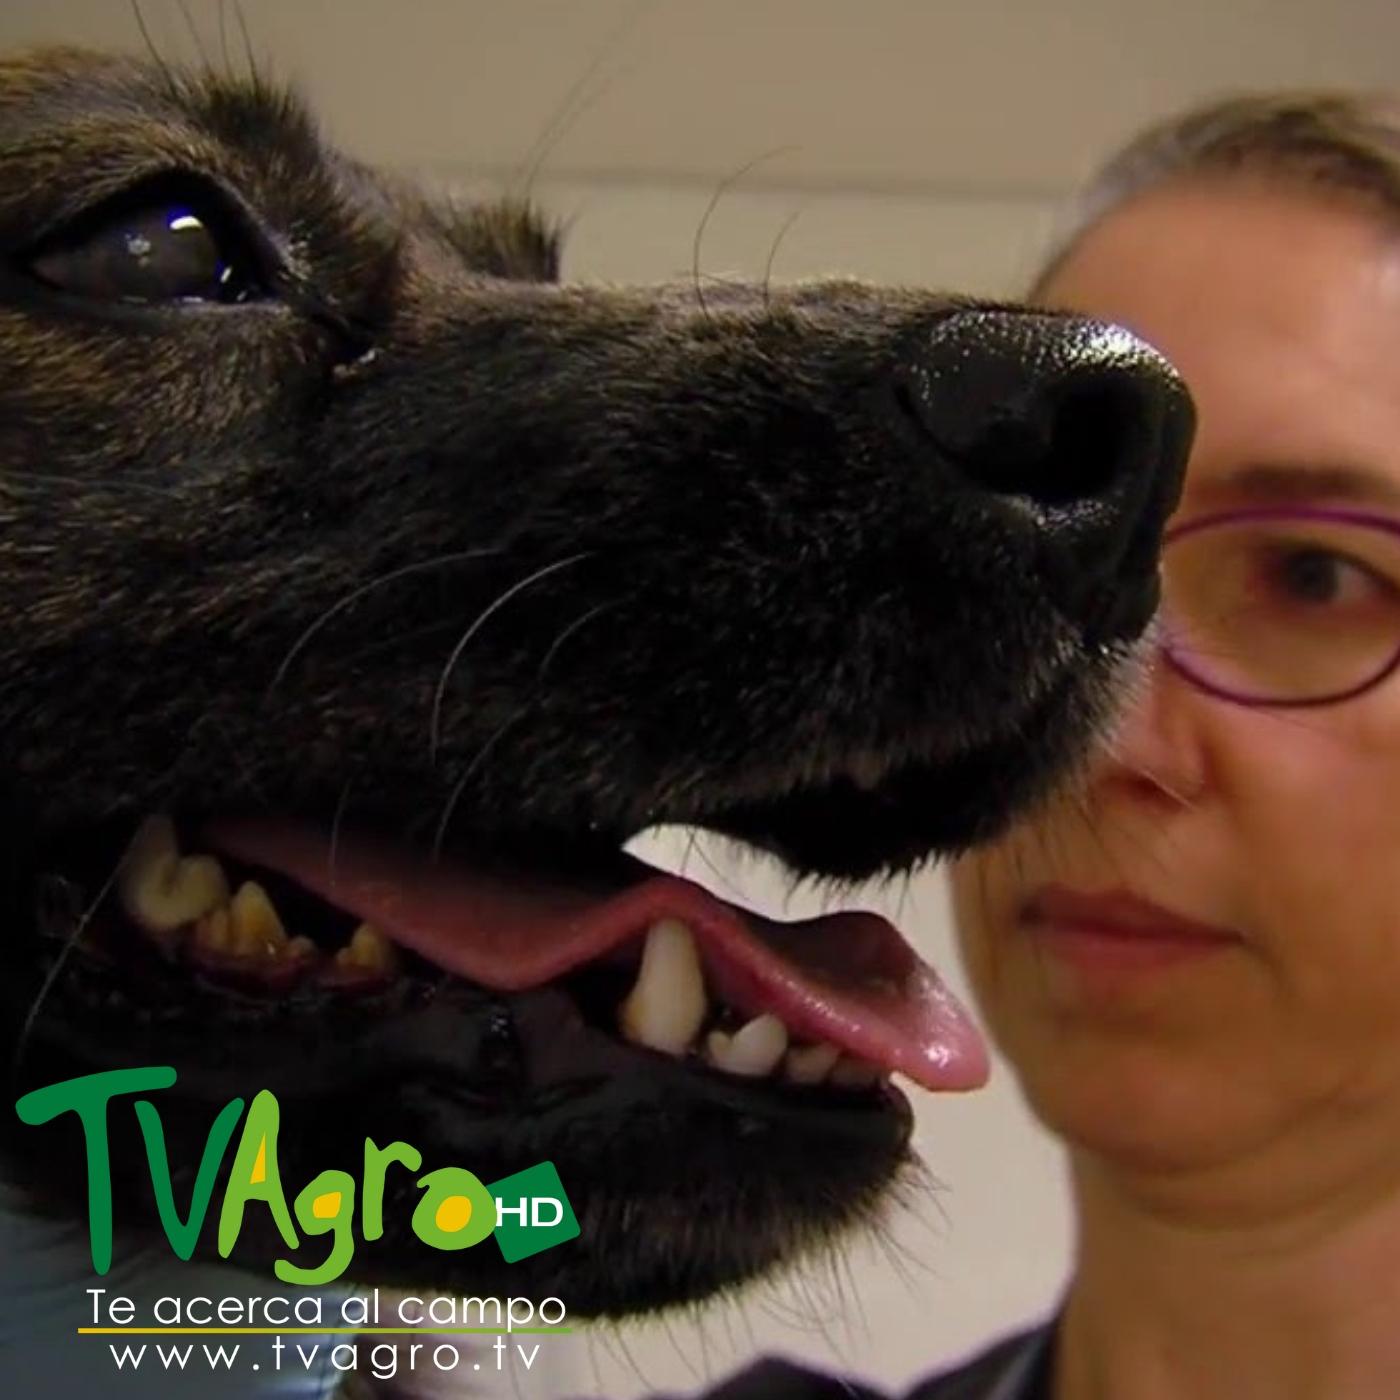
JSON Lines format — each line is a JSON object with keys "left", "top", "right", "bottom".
{"left": 1089, "top": 651, "right": 1210, "bottom": 808}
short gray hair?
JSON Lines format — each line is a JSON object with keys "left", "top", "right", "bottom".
{"left": 1036, "top": 90, "right": 1400, "bottom": 291}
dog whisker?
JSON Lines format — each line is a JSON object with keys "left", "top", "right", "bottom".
{"left": 427, "top": 551, "right": 589, "bottom": 764}
{"left": 656, "top": 1311, "right": 705, "bottom": 1386}
{"left": 429, "top": 708, "right": 526, "bottom": 863}
{"left": 11, "top": 835, "right": 133, "bottom": 1085}
{"left": 762, "top": 206, "right": 804, "bottom": 315}
{"left": 233, "top": 0, "right": 261, "bottom": 85}
{"left": 535, "top": 598, "right": 619, "bottom": 682}
{"left": 589, "top": 1322, "right": 655, "bottom": 1397}
{"left": 266, "top": 547, "right": 501, "bottom": 697}
{"left": 680, "top": 825, "right": 700, "bottom": 880}
{"left": 759, "top": 1277, "right": 846, "bottom": 1360}
{"left": 715, "top": 1301, "right": 745, "bottom": 1370}
{"left": 695, "top": 271, "right": 752, "bottom": 292}
{"left": 513, "top": 0, "right": 653, "bottom": 199}
{"left": 129, "top": 0, "right": 181, "bottom": 104}
{"left": 692, "top": 147, "right": 797, "bottom": 323}
{"left": 327, "top": 776, "right": 352, "bottom": 898}
{"left": 216, "top": 0, "right": 231, "bottom": 77}
{"left": 335, "top": 618, "right": 462, "bottom": 671}
{"left": 2, "top": 470, "right": 184, "bottom": 504}
{"left": 175, "top": 0, "right": 211, "bottom": 71}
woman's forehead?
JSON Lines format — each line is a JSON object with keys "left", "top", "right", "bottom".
{"left": 1039, "top": 179, "right": 1400, "bottom": 513}
{"left": 1043, "top": 179, "right": 1398, "bottom": 336}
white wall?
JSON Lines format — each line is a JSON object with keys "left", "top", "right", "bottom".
{"left": 466, "top": 172, "right": 1062, "bottom": 297}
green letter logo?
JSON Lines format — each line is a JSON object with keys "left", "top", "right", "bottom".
{"left": 411, "top": 1167, "right": 497, "bottom": 1251}
{"left": 15, "top": 1066, "right": 176, "bottom": 1274}
{"left": 217, "top": 1089, "right": 297, "bottom": 1257}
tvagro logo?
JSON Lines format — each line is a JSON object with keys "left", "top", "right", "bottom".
{"left": 15, "top": 1067, "right": 580, "bottom": 1285}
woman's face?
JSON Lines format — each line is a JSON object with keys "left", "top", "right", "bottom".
{"left": 952, "top": 178, "right": 1400, "bottom": 1197}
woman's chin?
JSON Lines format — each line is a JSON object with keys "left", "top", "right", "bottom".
{"left": 1011, "top": 1041, "right": 1290, "bottom": 1183}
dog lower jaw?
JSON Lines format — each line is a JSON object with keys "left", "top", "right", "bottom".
{"left": 2, "top": 950, "right": 915, "bottom": 1315}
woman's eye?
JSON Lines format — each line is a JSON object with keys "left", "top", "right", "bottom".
{"left": 24, "top": 183, "right": 270, "bottom": 305}
{"left": 1263, "top": 546, "right": 1384, "bottom": 607}
{"left": 1272, "top": 548, "right": 1347, "bottom": 602}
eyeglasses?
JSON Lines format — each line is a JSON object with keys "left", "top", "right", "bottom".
{"left": 1160, "top": 506, "right": 1400, "bottom": 708}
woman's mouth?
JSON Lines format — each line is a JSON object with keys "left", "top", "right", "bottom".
{"left": 1020, "top": 886, "right": 1242, "bottom": 976}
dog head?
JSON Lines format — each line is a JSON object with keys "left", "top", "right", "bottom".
{"left": 0, "top": 48, "right": 1192, "bottom": 1314}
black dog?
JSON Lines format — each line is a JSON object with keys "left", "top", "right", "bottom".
{"left": 0, "top": 46, "right": 1191, "bottom": 1325}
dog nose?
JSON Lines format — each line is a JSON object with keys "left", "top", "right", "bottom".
{"left": 894, "top": 309, "right": 1194, "bottom": 640}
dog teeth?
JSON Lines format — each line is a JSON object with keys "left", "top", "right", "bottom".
{"left": 229, "top": 880, "right": 288, "bottom": 955}
{"left": 617, "top": 918, "right": 709, "bottom": 1055}
{"left": 111, "top": 816, "right": 392, "bottom": 985}
{"left": 334, "top": 922, "right": 398, "bottom": 975}
{"left": 192, "top": 881, "right": 290, "bottom": 962}
{"left": 705, "top": 1014, "right": 789, "bottom": 1076}
{"left": 118, "top": 815, "right": 230, "bottom": 938}
{"left": 783, "top": 1041, "right": 842, "bottom": 1084}
{"left": 612, "top": 917, "right": 879, "bottom": 1087}
{"left": 191, "top": 885, "right": 311, "bottom": 968}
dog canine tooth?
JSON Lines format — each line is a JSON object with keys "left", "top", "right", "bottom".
{"left": 228, "top": 880, "right": 288, "bottom": 956}
{"left": 617, "top": 917, "right": 708, "bottom": 1055}
{"left": 333, "top": 922, "right": 398, "bottom": 975}
{"left": 117, "top": 814, "right": 230, "bottom": 937}
{"left": 706, "top": 1014, "right": 789, "bottom": 1076}
{"left": 783, "top": 1041, "right": 842, "bottom": 1084}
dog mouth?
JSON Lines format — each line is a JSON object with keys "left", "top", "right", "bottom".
{"left": 32, "top": 807, "right": 986, "bottom": 1097}
{"left": 15, "top": 795, "right": 978, "bottom": 1308}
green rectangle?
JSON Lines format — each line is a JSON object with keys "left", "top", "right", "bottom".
{"left": 487, "top": 1160, "right": 580, "bottom": 1263}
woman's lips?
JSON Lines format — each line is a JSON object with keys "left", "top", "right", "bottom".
{"left": 1020, "top": 886, "right": 1241, "bottom": 974}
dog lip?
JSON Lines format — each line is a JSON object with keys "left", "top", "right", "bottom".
{"left": 205, "top": 816, "right": 990, "bottom": 1091}
{"left": 1021, "top": 885, "right": 1239, "bottom": 944}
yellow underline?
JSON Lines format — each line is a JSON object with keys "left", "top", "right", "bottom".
{"left": 79, "top": 1327, "right": 571, "bottom": 1335}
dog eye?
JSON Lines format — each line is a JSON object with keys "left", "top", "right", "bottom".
{"left": 24, "top": 177, "right": 271, "bottom": 306}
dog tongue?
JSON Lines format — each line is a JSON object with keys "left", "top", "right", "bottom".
{"left": 207, "top": 819, "right": 988, "bottom": 1091}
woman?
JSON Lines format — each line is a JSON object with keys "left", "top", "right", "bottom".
{"left": 948, "top": 92, "right": 1400, "bottom": 1400}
